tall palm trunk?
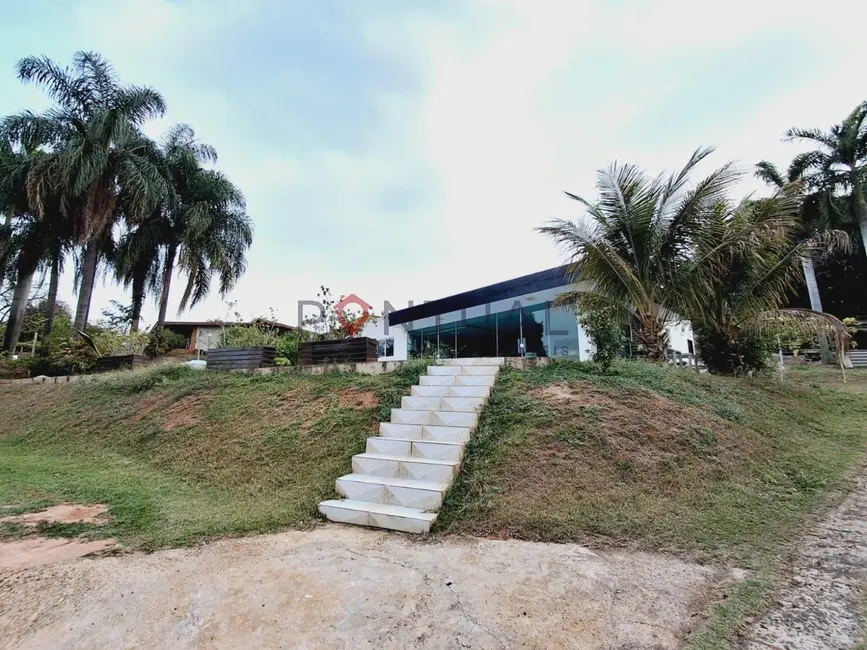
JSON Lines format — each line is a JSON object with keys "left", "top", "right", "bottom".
{"left": 74, "top": 239, "right": 100, "bottom": 331}
{"left": 0, "top": 208, "right": 14, "bottom": 290}
{"left": 157, "top": 244, "right": 177, "bottom": 328}
{"left": 43, "top": 253, "right": 60, "bottom": 338}
{"left": 800, "top": 257, "right": 832, "bottom": 362}
{"left": 2, "top": 270, "right": 34, "bottom": 354}
{"left": 634, "top": 315, "right": 669, "bottom": 361}
{"left": 852, "top": 168, "right": 867, "bottom": 261}
{"left": 129, "top": 268, "right": 146, "bottom": 333}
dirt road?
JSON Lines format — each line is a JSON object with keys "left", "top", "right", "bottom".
{"left": 740, "top": 474, "right": 867, "bottom": 649}
{"left": 0, "top": 526, "right": 731, "bottom": 649}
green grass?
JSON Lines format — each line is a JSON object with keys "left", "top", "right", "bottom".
{"left": 0, "top": 361, "right": 427, "bottom": 550}
{"left": 4, "top": 358, "right": 866, "bottom": 647}
{"left": 434, "top": 360, "right": 867, "bottom": 647}
{"left": 437, "top": 361, "right": 867, "bottom": 562}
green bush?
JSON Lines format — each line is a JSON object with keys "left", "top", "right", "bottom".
{"left": 694, "top": 326, "right": 775, "bottom": 375}
{"left": 219, "top": 323, "right": 300, "bottom": 365}
{"left": 578, "top": 303, "right": 626, "bottom": 370}
{"left": 145, "top": 328, "right": 187, "bottom": 356}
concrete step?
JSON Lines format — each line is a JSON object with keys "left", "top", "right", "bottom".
{"left": 318, "top": 358, "right": 500, "bottom": 535}
{"left": 318, "top": 499, "right": 437, "bottom": 534}
{"left": 391, "top": 408, "right": 478, "bottom": 428}
{"left": 336, "top": 474, "right": 448, "bottom": 510}
{"left": 427, "top": 365, "right": 499, "bottom": 376}
{"left": 419, "top": 374, "right": 497, "bottom": 387}
{"left": 410, "top": 385, "right": 491, "bottom": 398}
{"left": 379, "top": 423, "right": 471, "bottom": 443}
{"left": 352, "top": 453, "right": 458, "bottom": 483}
{"left": 366, "top": 436, "right": 464, "bottom": 461}
{"left": 427, "top": 365, "right": 463, "bottom": 376}
{"left": 400, "top": 396, "right": 486, "bottom": 412}
{"left": 440, "top": 357, "right": 504, "bottom": 366}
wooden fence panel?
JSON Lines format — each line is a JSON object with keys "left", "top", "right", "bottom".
{"left": 206, "top": 346, "right": 277, "bottom": 370}
{"left": 298, "top": 338, "right": 378, "bottom": 366}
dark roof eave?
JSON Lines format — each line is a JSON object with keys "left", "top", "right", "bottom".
{"left": 388, "top": 264, "right": 578, "bottom": 326}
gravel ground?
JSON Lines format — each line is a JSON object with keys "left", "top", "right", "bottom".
{"left": 0, "top": 526, "right": 732, "bottom": 650}
{"left": 740, "top": 474, "right": 867, "bottom": 649}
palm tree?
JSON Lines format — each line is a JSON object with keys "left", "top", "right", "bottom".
{"left": 1, "top": 210, "right": 72, "bottom": 352}
{"left": 115, "top": 216, "right": 164, "bottom": 332}
{"left": 755, "top": 161, "right": 828, "bottom": 313}
{"left": 0, "top": 139, "right": 72, "bottom": 353}
{"left": 0, "top": 138, "right": 33, "bottom": 289}
{"left": 153, "top": 125, "right": 251, "bottom": 328}
{"left": 115, "top": 125, "right": 252, "bottom": 330}
{"left": 538, "top": 147, "right": 738, "bottom": 360}
{"left": 676, "top": 183, "right": 851, "bottom": 374}
{"left": 169, "top": 167, "right": 252, "bottom": 323}
{"left": 3, "top": 52, "right": 167, "bottom": 331}
{"left": 785, "top": 101, "right": 867, "bottom": 261}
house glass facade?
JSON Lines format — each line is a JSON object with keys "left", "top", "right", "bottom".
{"left": 402, "top": 285, "right": 582, "bottom": 360}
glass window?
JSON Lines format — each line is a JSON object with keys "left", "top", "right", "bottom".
{"left": 548, "top": 306, "right": 580, "bottom": 359}
{"left": 377, "top": 338, "right": 395, "bottom": 357}
{"left": 455, "top": 310, "right": 497, "bottom": 358}
{"left": 403, "top": 286, "right": 583, "bottom": 358}
{"left": 522, "top": 300, "right": 549, "bottom": 357}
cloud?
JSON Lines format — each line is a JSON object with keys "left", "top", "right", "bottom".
{"left": 3, "top": 0, "right": 867, "bottom": 329}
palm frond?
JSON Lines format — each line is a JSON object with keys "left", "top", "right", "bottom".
{"left": 784, "top": 127, "right": 837, "bottom": 149}
{"left": 755, "top": 161, "right": 785, "bottom": 188}
{"left": 16, "top": 55, "right": 93, "bottom": 115}
{"left": 747, "top": 308, "right": 851, "bottom": 365}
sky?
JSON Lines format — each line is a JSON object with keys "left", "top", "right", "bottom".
{"left": 2, "top": 0, "right": 866, "bottom": 327}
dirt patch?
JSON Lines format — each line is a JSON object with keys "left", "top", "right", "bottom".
{"left": 0, "top": 527, "right": 736, "bottom": 649}
{"left": 162, "top": 394, "right": 205, "bottom": 430}
{"left": 336, "top": 388, "right": 379, "bottom": 409}
{"left": 0, "top": 504, "right": 108, "bottom": 526}
{"left": 0, "top": 537, "right": 115, "bottom": 570}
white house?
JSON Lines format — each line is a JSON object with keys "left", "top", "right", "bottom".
{"left": 363, "top": 266, "right": 694, "bottom": 362}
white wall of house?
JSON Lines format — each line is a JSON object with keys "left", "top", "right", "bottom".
{"left": 576, "top": 314, "right": 594, "bottom": 362}
{"left": 360, "top": 319, "right": 409, "bottom": 361}
{"left": 194, "top": 326, "right": 223, "bottom": 352}
{"left": 666, "top": 320, "right": 695, "bottom": 355}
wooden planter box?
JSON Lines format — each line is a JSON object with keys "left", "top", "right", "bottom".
{"left": 94, "top": 354, "right": 152, "bottom": 373}
{"left": 206, "top": 346, "right": 277, "bottom": 371}
{"left": 299, "top": 338, "right": 378, "bottom": 366}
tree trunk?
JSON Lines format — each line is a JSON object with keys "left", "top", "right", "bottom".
{"left": 2, "top": 270, "right": 34, "bottom": 354}
{"left": 43, "top": 253, "right": 60, "bottom": 338}
{"left": 851, "top": 168, "right": 867, "bottom": 261}
{"left": 74, "top": 240, "right": 100, "bottom": 331}
{"left": 129, "top": 269, "right": 146, "bottom": 333}
{"left": 801, "top": 257, "right": 832, "bottom": 362}
{"left": 157, "top": 245, "right": 177, "bottom": 328}
{"left": 0, "top": 207, "right": 14, "bottom": 290}
{"left": 634, "top": 315, "right": 669, "bottom": 361}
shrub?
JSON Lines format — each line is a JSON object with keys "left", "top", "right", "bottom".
{"left": 578, "top": 303, "right": 626, "bottom": 370}
{"left": 145, "top": 328, "right": 187, "bottom": 356}
{"left": 694, "top": 326, "right": 775, "bottom": 376}
{"left": 219, "top": 323, "right": 300, "bottom": 366}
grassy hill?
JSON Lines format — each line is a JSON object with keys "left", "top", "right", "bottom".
{"left": 437, "top": 362, "right": 867, "bottom": 566}
{"left": 3, "top": 359, "right": 866, "bottom": 647}
{"left": 0, "top": 362, "right": 427, "bottom": 549}
{"left": 2, "top": 360, "right": 865, "bottom": 562}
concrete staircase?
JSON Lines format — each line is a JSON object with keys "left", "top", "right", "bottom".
{"left": 318, "top": 358, "right": 503, "bottom": 533}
